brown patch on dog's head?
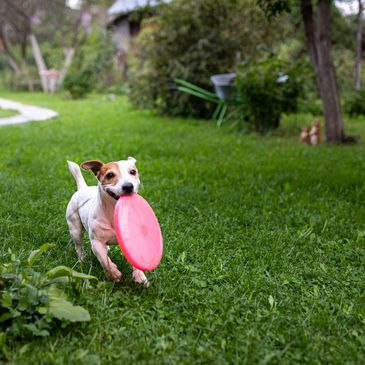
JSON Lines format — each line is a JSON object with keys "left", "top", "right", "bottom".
{"left": 81, "top": 160, "right": 121, "bottom": 186}
{"left": 98, "top": 162, "right": 121, "bottom": 186}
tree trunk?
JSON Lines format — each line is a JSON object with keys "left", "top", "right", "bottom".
{"left": 29, "top": 33, "right": 48, "bottom": 92}
{"left": 355, "top": 0, "right": 363, "bottom": 90}
{"left": 301, "top": 0, "right": 345, "bottom": 143}
{"left": 0, "top": 27, "right": 21, "bottom": 75}
{"left": 58, "top": 47, "right": 75, "bottom": 85}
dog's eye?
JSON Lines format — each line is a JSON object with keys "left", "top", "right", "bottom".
{"left": 106, "top": 172, "right": 115, "bottom": 179}
{"left": 130, "top": 169, "right": 137, "bottom": 176}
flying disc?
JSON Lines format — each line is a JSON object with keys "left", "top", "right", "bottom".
{"left": 114, "top": 194, "right": 163, "bottom": 271}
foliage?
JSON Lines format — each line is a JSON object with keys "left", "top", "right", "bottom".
{"left": 256, "top": 0, "right": 291, "bottom": 17}
{"left": 236, "top": 55, "right": 304, "bottom": 132}
{"left": 63, "top": 65, "right": 94, "bottom": 99}
{"left": 0, "top": 0, "right": 77, "bottom": 90}
{"left": 0, "top": 243, "right": 96, "bottom": 340}
{"left": 128, "top": 0, "right": 285, "bottom": 118}
{"left": 63, "top": 66, "right": 94, "bottom": 99}
{"left": 63, "top": 29, "right": 116, "bottom": 99}
{"left": 344, "top": 88, "right": 365, "bottom": 116}
{"left": 296, "top": 92, "right": 323, "bottom": 116}
{"left": 175, "top": 78, "right": 229, "bottom": 126}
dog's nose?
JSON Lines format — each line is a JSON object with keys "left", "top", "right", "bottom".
{"left": 122, "top": 182, "right": 134, "bottom": 194}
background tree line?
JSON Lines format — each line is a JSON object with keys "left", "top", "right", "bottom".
{"left": 0, "top": 0, "right": 365, "bottom": 143}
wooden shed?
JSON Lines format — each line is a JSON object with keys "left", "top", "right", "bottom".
{"left": 108, "top": 0, "right": 169, "bottom": 53}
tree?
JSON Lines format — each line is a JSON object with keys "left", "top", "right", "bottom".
{"left": 355, "top": 0, "right": 363, "bottom": 90}
{"left": 0, "top": 0, "right": 94, "bottom": 92}
{"left": 258, "top": 0, "right": 346, "bottom": 143}
{"left": 0, "top": 0, "right": 34, "bottom": 89}
{"left": 301, "top": 0, "right": 344, "bottom": 143}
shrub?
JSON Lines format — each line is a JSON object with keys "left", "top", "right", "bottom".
{"left": 63, "top": 65, "right": 94, "bottom": 99}
{"left": 235, "top": 56, "right": 304, "bottom": 132}
{"left": 128, "top": 0, "right": 281, "bottom": 118}
{"left": 63, "top": 29, "right": 115, "bottom": 99}
{"left": 343, "top": 89, "right": 365, "bottom": 116}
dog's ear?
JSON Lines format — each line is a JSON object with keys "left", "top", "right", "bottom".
{"left": 81, "top": 160, "right": 104, "bottom": 176}
{"left": 128, "top": 156, "right": 137, "bottom": 164}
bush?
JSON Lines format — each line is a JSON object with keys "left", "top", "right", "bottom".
{"left": 128, "top": 0, "right": 281, "bottom": 118}
{"left": 296, "top": 92, "right": 323, "bottom": 116}
{"left": 63, "top": 29, "right": 115, "bottom": 99}
{"left": 343, "top": 89, "right": 365, "bottom": 116}
{"left": 63, "top": 66, "right": 94, "bottom": 99}
{"left": 236, "top": 56, "right": 304, "bottom": 132}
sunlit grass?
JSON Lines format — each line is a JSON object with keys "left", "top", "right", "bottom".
{"left": 0, "top": 107, "right": 18, "bottom": 118}
{"left": 0, "top": 92, "right": 365, "bottom": 364}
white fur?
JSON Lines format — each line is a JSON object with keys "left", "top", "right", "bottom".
{"left": 310, "top": 133, "right": 318, "bottom": 145}
{"left": 66, "top": 159, "right": 149, "bottom": 287}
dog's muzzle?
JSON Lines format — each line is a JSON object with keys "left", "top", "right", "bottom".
{"left": 106, "top": 183, "right": 134, "bottom": 200}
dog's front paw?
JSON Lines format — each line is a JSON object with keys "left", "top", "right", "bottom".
{"left": 77, "top": 249, "right": 86, "bottom": 262}
{"left": 132, "top": 269, "right": 150, "bottom": 288}
{"left": 108, "top": 265, "right": 122, "bottom": 282}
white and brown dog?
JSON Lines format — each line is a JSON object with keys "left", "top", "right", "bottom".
{"left": 66, "top": 158, "right": 149, "bottom": 287}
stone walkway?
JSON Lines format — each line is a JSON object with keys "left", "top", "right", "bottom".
{"left": 0, "top": 98, "right": 58, "bottom": 127}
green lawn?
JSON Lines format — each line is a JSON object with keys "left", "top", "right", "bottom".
{"left": 0, "top": 107, "right": 18, "bottom": 118}
{"left": 1, "top": 92, "right": 365, "bottom": 364}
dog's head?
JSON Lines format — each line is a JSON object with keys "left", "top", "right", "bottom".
{"left": 81, "top": 157, "right": 140, "bottom": 200}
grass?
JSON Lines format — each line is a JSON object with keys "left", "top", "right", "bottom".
{"left": 0, "top": 107, "right": 18, "bottom": 118}
{"left": 1, "top": 92, "right": 365, "bottom": 364}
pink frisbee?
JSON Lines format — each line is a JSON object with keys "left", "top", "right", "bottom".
{"left": 114, "top": 194, "right": 163, "bottom": 271}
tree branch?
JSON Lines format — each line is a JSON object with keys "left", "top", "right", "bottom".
{"left": 0, "top": 26, "right": 21, "bottom": 73}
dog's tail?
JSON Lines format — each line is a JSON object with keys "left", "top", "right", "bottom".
{"left": 67, "top": 161, "right": 88, "bottom": 190}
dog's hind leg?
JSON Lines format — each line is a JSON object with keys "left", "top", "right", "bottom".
{"left": 66, "top": 201, "right": 86, "bottom": 261}
{"left": 132, "top": 267, "right": 149, "bottom": 287}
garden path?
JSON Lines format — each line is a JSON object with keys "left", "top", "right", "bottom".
{"left": 0, "top": 97, "right": 58, "bottom": 126}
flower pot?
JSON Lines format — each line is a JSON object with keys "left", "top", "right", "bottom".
{"left": 210, "top": 73, "right": 236, "bottom": 101}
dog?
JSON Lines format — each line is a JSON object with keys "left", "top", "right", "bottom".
{"left": 300, "top": 126, "right": 311, "bottom": 145}
{"left": 66, "top": 157, "right": 149, "bottom": 287}
{"left": 309, "top": 119, "right": 321, "bottom": 145}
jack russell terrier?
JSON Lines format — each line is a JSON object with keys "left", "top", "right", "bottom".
{"left": 66, "top": 158, "right": 149, "bottom": 287}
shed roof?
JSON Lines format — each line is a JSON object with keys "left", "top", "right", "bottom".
{"left": 107, "top": 0, "right": 168, "bottom": 16}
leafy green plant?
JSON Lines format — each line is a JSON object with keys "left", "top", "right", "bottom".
{"left": 63, "top": 66, "right": 94, "bottom": 99}
{"left": 63, "top": 28, "right": 116, "bottom": 99}
{"left": 236, "top": 56, "right": 304, "bottom": 132}
{"left": 343, "top": 89, "right": 365, "bottom": 116}
{"left": 0, "top": 243, "right": 96, "bottom": 339}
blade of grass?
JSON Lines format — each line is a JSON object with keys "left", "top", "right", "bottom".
{"left": 217, "top": 103, "right": 228, "bottom": 127}
{"left": 212, "top": 103, "right": 223, "bottom": 120}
